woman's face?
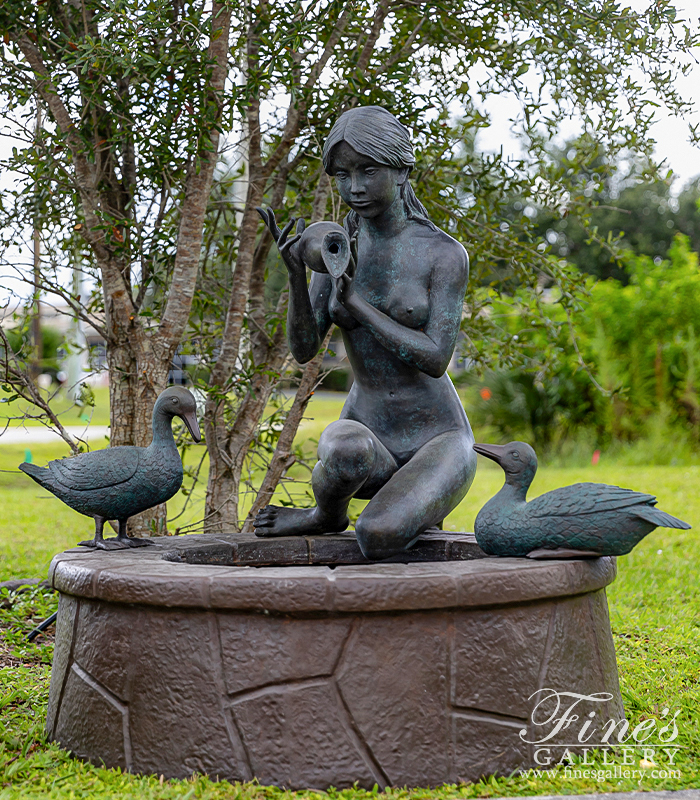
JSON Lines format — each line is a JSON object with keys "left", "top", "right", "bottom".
{"left": 330, "top": 141, "right": 407, "bottom": 219}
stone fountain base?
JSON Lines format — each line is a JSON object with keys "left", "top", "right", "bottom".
{"left": 46, "top": 532, "right": 623, "bottom": 789}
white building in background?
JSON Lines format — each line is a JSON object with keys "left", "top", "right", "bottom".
{"left": 0, "top": 299, "right": 108, "bottom": 390}
{"left": 1, "top": 301, "right": 199, "bottom": 391}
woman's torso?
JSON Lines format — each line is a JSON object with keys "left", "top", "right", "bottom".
{"left": 328, "top": 221, "right": 471, "bottom": 463}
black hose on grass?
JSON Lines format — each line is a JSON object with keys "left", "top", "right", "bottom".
{"left": 27, "top": 611, "right": 58, "bottom": 642}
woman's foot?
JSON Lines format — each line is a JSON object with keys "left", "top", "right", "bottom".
{"left": 253, "top": 505, "right": 349, "bottom": 538}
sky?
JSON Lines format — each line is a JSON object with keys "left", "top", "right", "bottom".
{"left": 633, "top": 0, "right": 700, "bottom": 185}
{"left": 474, "top": 0, "right": 700, "bottom": 189}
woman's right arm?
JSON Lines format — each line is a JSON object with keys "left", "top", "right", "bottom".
{"left": 257, "top": 209, "right": 332, "bottom": 363}
{"left": 288, "top": 269, "right": 333, "bottom": 363}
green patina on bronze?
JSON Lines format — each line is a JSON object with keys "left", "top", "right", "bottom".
{"left": 473, "top": 441, "right": 691, "bottom": 557}
{"left": 19, "top": 386, "right": 201, "bottom": 550}
{"left": 254, "top": 106, "right": 477, "bottom": 560}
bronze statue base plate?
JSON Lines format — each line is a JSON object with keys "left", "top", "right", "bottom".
{"left": 161, "top": 530, "right": 487, "bottom": 567}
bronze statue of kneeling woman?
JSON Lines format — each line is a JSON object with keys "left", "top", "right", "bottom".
{"left": 255, "top": 106, "right": 477, "bottom": 559}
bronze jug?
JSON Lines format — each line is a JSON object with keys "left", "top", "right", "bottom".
{"left": 298, "top": 222, "right": 351, "bottom": 278}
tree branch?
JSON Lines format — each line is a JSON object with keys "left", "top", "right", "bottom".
{"left": 355, "top": 0, "right": 392, "bottom": 74}
{"left": 242, "top": 329, "right": 333, "bottom": 530}
{"left": 158, "top": 1, "right": 232, "bottom": 351}
{"left": 14, "top": 33, "right": 134, "bottom": 318}
{"left": 0, "top": 327, "right": 82, "bottom": 454}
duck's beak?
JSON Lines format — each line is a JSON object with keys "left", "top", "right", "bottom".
{"left": 473, "top": 442, "right": 508, "bottom": 464}
{"left": 180, "top": 409, "right": 202, "bottom": 443}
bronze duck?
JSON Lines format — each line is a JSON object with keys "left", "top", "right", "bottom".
{"left": 473, "top": 441, "right": 691, "bottom": 558}
{"left": 19, "top": 387, "right": 201, "bottom": 550}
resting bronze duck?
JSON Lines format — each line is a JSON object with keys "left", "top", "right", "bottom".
{"left": 473, "top": 441, "right": 691, "bottom": 558}
{"left": 20, "top": 387, "right": 201, "bottom": 550}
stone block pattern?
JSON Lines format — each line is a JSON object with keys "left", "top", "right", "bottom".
{"left": 48, "top": 588, "right": 623, "bottom": 789}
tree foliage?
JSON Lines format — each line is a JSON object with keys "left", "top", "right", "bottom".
{"left": 0, "top": 0, "right": 698, "bottom": 531}
{"left": 467, "top": 236, "right": 700, "bottom": 448}
{"left": 523, "top": 145, "right": 700, "bottom": 282}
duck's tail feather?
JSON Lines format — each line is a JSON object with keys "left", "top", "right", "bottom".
{"left": 19, "top": 462, "right": 51, "bottom": 486}
{"left": 632, "top": 505, "right": 691, "bottom": 530}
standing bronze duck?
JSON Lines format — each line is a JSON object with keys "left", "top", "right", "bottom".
{"left": 473, "top": 441, "right": 691, "bottom": 558}
{"left": 19, "top": 387, "right": 201, "bottom": 550}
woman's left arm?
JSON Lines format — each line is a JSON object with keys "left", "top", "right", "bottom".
{"left": 337, "top": 241, "right": 469, "bottom": 378}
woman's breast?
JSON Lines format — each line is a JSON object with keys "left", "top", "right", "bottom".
{"left": 329, "top": 292, "right": 359, "bottom": 329}
{"left": 385, "top": 288, "right": 429, "bottom": 328}
{"left": 328, "top": 282, "right": 429, "bottom": 330}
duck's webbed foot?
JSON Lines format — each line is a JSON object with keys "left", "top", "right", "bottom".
{"left": 94, "top": 538, "right": 130, "bottom": 551}
{"left": 118, "top": 536, "right": 155, "bottom": 548}
{"left": 78, "top": 516, "right": 129, "bottom": 550}
{"left": 78, "top": 535, "right": 129, "bottom": 550}
{"left": 253, "top": 505, "right": 349, "bottom": 538}
{"left": 115, "top": 520, "right": 155, "bottom": 548}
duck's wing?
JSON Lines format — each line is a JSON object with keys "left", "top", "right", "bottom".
{"left": 528, "top": 483, "right": 656, "bottom": 518}
{"left": 48, "top": 447, "right": 140, "bottom": 491}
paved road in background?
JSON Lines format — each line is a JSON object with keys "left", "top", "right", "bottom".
{"left": 0, "top": 390, "right": 347, "bottom": 447}
{"left": 0, "top": 390, "right": 348, "bottom": 447}
{"left": 0, "top": 425, "right": 110, "bottom": 445}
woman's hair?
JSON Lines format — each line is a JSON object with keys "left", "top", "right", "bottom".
{"left": 322, "top": 106, "right": 436, "bottom": 234}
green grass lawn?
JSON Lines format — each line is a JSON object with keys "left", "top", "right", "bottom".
{"left": 0, "top": 395, "right": 698, "bottom": 797}
{"left": 0, "top": 386, "right": 111, "bottom": 429}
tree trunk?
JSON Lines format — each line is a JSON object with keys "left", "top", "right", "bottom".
{"left": 106, "top": 325, "right": 170, "bottom": 536}
{"left": 241, "top": 331, "right": 332, "bottom": 532}
{"left": 203, "top": 148, "right": 335, "bottom": 533}
{"left": 203, "top": 339, "right": 288, "bottom": 534}
{"left": 201, "top": 440, "right": 239, "bottom": 534}
{"left": 202, "top": 160, "right": 267, "bottom": 532}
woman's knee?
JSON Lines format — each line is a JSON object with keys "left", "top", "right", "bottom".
{"left": 355, "top": 512, "right": 409, "bottom": 560}
{"left": 317, "top": 420, "right": 375, "bottom": 483}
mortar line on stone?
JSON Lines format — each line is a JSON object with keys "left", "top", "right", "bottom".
{"left": 450, "top": 712, "right": 461, "bottom": 785}
{"left": 203, "top": 573, "right": 211, "bottom": 609}
{"left": 226, "top": 702, "right": 254, "bottom": 779}
{"left": 536, "top": 604, "right": 557, "bottom": 692}
{"left": 446, "top": 611, "right": 456, "bottom": 782}
{"left": 587, "top": 589, "right": 614, "bottom": 721}
{"left": 71, "top": 661, "right": 129, "bottom": 712}
{"left": 533, "top": 603, "right": 558, "bottom": 765}
{"left": 50, "top": 596, "right": 81, "bottom": 741}
{"left": 587, "top": 591, "right": 605, "bottom": 678}
{"left": 450, "top": 707, "right": 527, "bottom": 727}
{"left": 124, "top": 607, "right": 138, "bottom": 744}
{"left": 211, "top": 612, "right": 253, "bottom": 780}
{"left": 122, "top": 702, "right": 132, "bottom": 771}
{"left": 227, "top": 676, "right": 331, "bottom": 703}
{"left": 71, "top": 662, "right": 132, "bottom": 770}
{"left": 331, "top": 677, "right": 390, "bottom": 787}
{"left": 447, "top": 611, "right": 456, "bottom": 707}
{"left": 90, "top": 566, "right": 104, "bottom": 597}
{"left": 332, "top": 617, "right": 356, "bottom": 674}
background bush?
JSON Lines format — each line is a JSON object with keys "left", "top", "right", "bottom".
{"left": 461, "top": 234, "right": 700, "bottom": 459}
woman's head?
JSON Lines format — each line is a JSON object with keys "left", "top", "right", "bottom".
{"left": 323, "top": 106, "right": 415, "bottom": 174}
{"left": 322, "top": 106, "right": 435, "bottom": 232}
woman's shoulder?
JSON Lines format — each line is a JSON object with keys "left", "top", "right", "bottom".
{"left": 409, "top": 221, "right": 469, "bottom": 274}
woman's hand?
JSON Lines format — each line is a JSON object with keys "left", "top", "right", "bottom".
{"left": 256, "top": 208, "right": 306, "bottom": 277}
{"left": 335, "top": 233, "right": 358, "bottom": 311}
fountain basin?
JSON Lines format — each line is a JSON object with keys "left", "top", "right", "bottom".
{"left": 46, "top": 532, "right": 623, "bottom": 789}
